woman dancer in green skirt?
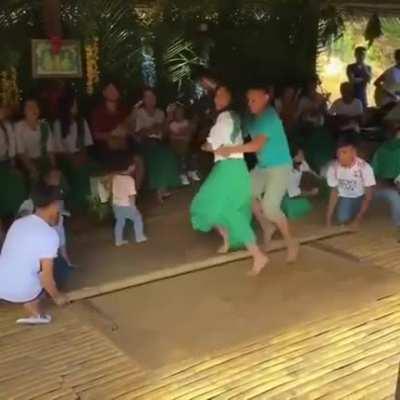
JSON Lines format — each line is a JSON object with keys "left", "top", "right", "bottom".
{"left": 191, "top": 86, "right": 268, "bottom": 275}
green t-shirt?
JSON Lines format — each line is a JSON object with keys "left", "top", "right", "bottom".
{"left": 247, "top": 107, "right": 291, "bottom": 168}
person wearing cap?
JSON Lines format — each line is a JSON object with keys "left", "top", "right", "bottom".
{"left": 0, "top": 183, "right": 68, "bottom": 325}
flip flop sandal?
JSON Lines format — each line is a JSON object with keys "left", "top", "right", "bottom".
{"left": 16, "top": 314, "right": 52, "bottom": 325}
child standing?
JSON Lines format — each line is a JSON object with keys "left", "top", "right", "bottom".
{"left": 326, "top": 136, "right": 376, "bottom": 230}
{"left": 166, "top": 103, "right": 194, "bottom": 186}
{"left": 112, "top": 153, "right": 147, "bottom": 246}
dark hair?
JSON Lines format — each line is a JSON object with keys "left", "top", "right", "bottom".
{"left": 31, "top": 183, "right": 62, "bottom": 209}
{"left": 102, "top": 79, "right": 122, "bottom": 93}
{"left": 215, "top": 84, "right": 235, "bottom": 112}
{"left": 247, "top": 82, "right": 272, "bottom": 95}
{"left": 355, "top": 46, "right": 367, "bottom": 54}
{"left": 395, "top": 49, "right": 400, "bottom": 60}
{"left": 142, "top": 86, "right": 157, "bottom": 98}
{"left": 108, "top": 151, "right": 134, "bottom": 173}
{"left": 58, "top": 90, "right": 84, "bottom": 139}
{"left": 337, "top": 133, "right": 359, "bottom": 150}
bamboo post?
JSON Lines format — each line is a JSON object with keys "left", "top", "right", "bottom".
{"left": 66, "top": 227, "right": 352, "bottom": 302}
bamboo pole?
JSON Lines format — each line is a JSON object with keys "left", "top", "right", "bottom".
{"left": 66, "top": 227, "right": 352, "bottom": 302}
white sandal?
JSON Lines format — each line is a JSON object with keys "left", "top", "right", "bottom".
{"left": 16, "top": 314, "right": 52, "bottom": 325}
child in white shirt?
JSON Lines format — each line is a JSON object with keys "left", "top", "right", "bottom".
{"left": 288, "top": 148, "right": 320, "bottom": 199}
{"left": 111, "top": 153, "right": 147, "bottom": 246}
{"left": 326, "top": 136, "right": 376, "bottom": 229}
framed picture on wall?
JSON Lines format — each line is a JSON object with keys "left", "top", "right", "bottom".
{"left": 32, "top": 39, "right": 83, "bottom": 78}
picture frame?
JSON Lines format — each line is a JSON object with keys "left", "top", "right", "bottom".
{"left": 32, "top": 39, "right": 83, "bottom": 79}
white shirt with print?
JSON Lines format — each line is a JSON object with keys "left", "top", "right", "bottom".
{"left": 207, "top": 111, "right": 243, "bottom": 162}
{"left": 15, "top": 120, "right": 55, "bottom": 159}
{"left": 327, "top": 157, "right": 376, "bottom": 198}
{"left": 53, "top": 119, "right": 93, "bottom": 154}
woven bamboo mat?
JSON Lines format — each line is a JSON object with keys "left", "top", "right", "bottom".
{"left": 115, "top": 294, "right": 400, "bottom": 400}
{"left": 322, "top": 231, "right": 400, "bottom": 273}
{"left": 0, "top": 306, "right": 145, "bottom": 400}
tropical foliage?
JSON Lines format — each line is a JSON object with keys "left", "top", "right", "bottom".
{"left": 1, "top": 0, "right": 399, "bottom": 102}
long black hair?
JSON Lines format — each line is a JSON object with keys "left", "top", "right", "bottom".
{"left": 58, "top": 90, "right": 84, "bottom": 139}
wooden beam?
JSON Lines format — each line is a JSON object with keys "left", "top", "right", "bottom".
{"left": 66, "top": 226, "right": 352, "bottom": 302}
{"left": 42, "top": 0, "right": 62, "bottom": 38}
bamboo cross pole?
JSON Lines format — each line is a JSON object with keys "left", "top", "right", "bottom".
{"left": 66, "top": 227, "right": 352, "bottom": 302}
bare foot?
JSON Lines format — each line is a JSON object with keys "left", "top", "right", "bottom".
{"left": 286, "top": 240, "right": 299, "bottom": 263}
{"left": 248, "top": 253, "right": 269, "bottom": 276}
{"left": 217, "top": 243, "right": 229, "bottom": 254}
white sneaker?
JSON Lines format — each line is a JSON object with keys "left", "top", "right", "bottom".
{"left": 115, "top": 240, "right": 129, "bottom": 247}
{"left": 136, "top": 236, "right": 148, "bottom": 244}
{"left": 188, "top": 171, "right": 201, "bottom": 182}
{"left": 17, "top": 314, "right": 52, "bottom": 325}
{"left": 180, "top": 174, "right": 190, "bottom": 186}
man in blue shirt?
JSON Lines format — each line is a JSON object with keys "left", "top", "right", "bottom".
{"left": 216, "top": 85, "right": 298, "bottom": 268}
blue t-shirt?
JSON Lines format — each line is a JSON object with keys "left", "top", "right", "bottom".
{"left": 246, "top": 107, "right": 291, "bottom": 169}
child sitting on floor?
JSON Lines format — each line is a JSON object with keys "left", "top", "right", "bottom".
{"left": 326, "top": 135, "right": 376, "bottom": 230}
{"left": 166, "top": 103, "right": 195, "bottom": 186}
{"left": 288, "top": 147, "right": 320, "bottom": 199}
{"left": 111, "top": 152, "right": 147, "bottom": 247}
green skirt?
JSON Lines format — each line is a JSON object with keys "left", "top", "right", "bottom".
{"left": 0, "top": 163, "right": 28, "bottom": 217}
{"left": 142, "top": 141, "right": 181, "bottom": 191}
{"left": 190, "top": 158, "right": 255, "bottom": 249}
{"left": 59, "top": 157, "right": 101, "bottom": 212}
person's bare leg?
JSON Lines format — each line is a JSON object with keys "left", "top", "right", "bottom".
{"left": 23, "top": 299, "right": 41, "bottom": 317}
{"left": 216, "top": 226, "right": 229, "bottom": 254}
{"left": 273, "top": 215, "right": 299, "bottom": 263}
{"left": 247, "top": 243, "right": 269, "bottom": 276}
{"left": 253, "top": 199, "right": 276, "bottom": 250}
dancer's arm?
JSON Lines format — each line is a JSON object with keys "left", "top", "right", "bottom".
{"left": 214, "top": 135, "right": 267, "bottom": 157}
{"left": 326, "top": 189, "right": 339, "bottom": 228}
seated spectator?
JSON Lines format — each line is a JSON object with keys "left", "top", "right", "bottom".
{"left": 15, "top": 98, "right": 56, "bottom": 180}
{"left": 326, "top": 136, "right": 375, "bottom": 230}
{"left": 298, "top": 77, "right": 327, "bottom": 128}
{"left": 328, "top": 82, "right": 364, "bottom": 134}
{"left": 374, "top": 49, "right": 400, "bottom": 111}
{"left": 0, "top": 184, "right": 68, "bottom": 325}
{"left": 91, "top": 81, "right": 145, "bottom": 191}
{"left": 54, "top": 91, "right": 95, "bottom": 210}
{"left": 275, "top": 86, "right": 300, "bottom": 134}
{"left": 0, "top": 104, "right": 27, "bottom": 220}
{"left": 131, "top": 87, "right": 181, "bottom": 203}
{"left": 166, "top": 103, "right": 196, "bottom": 186}
{"left": 288, "top": 147, "right": 320, "bottom": 199}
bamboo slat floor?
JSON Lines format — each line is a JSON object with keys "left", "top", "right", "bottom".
{"left": 322, "top": 231, "right": 400, "bottom": 273}
{"left": 108, "top": 293, "right": 400, "bottom": 400}
{"left": 0, "top": 306, "right": 145, "bottom": 400}
{"left": 2, "top": 230, "right": 400, "bottom": 399}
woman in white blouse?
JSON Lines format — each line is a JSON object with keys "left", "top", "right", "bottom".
{"left": 15, "top": 98, "right": 56, "bottom": 180}
{"left": 0, "top": 104, "right": 27, "bottom": 219}
{"left": 131, "top": 87, "right": 180, "bottom": 203}
{"left": 190, "top": 85, "right": 268, "bottom": 276}
{"left": 53, "top": 91, "right": 94, "bottom": 211}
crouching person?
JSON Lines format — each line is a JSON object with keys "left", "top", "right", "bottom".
{"left": 326, "top": 136, "right": 376, "bottom": 230}
{"left": 0, "top": 183, "right": 68, "bottom": 324}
